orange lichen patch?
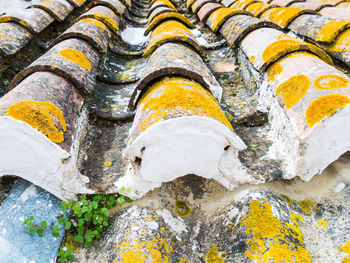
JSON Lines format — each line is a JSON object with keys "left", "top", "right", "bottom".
{"left": 144, "top": 20, "right": 204, "bottom": 57}
{"left": 260, "top": 7, "right": 309, "bottom": 28}
{"left": 92, "top": 13, "right": 119, "bottom": 32}
{"left": 152, "top": 0, "right": 176, "bottom": 10}
{"left": 59, "top": 48, "right": 92, "bottom": 70}
{"left": 7, "top": 101, "right": 67, "bottom": 143}
{"left": 328, "top": 28, "right": 350, "bottom": 52}
{"left": 241, "top": 200, "right": 312, "bottom": 263}
{"left": 138, "top": 77, "right": 233, "bottom": 131}
{"left": 145, "top": 13, "right": 195, "bottom": 35}
{"left": 249, "top": 55, "right": 255, "bottom": 63}
{"left": 314, "top": 74, "right": 349, "bottom": 90}
{"left": 246, "top": 2, "right": 269, "bottom": 16}
{"left": 75, "top": 0, "right": 85, "bottom": 3}
{"left": 338, "top": 240, "right": 350, "bottom": 263}
{"left": 207, "top": 7, "right": 248, "bottom": 32}
{"left": 205, "top": 244, "right": 227, "bottom": 263}
{"left": 305, "top": 94, "right": 350, "bottom": 127}
{"left": 80, "top": 18, "right": 108, "bottom": 31}
{"left": 267, "top": 61, "right": 283, "bottom": 81}
{"left": 186, "top": 0, "right": 196, "bottom": 8}
{"left": 114, "top": 233, "right": 174, "bottom": 262}
{"left": 275, "top": 74, "right": 311, "bottom": 109}
{"left": 262, "top": 39, "right": 333, "bottom": 67}
{"left": 316, "top": 20, "right": 350, "bottom": 43}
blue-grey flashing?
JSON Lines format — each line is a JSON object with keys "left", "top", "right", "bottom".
{"left": 0, "top": 179, "right": 67, "bottom": 263}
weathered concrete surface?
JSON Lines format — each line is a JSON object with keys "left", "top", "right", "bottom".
{"left": 73, "top": 154, "right": 350, "bottom": 262}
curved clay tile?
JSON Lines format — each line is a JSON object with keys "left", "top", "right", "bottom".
{"left": 29, "top": 0, "right": 74, "bottom": 22}
{"left": 197, "top": 2, "right": 223, "bottom": 22}
{"left": 288, "top": 14, "right": 350, "bottom": 43}
{"left": 0, "top": 8, "right": 54, "bottom": 34}
{"left": 263, "top": 51, "right": 350, "bottom": 180}
{"left": 206, "top": 7, "right": 253, "bottom": 32}
{"left": 143, "top": 20, "right": 206, "bottom": 58}
{"left": 192, "top": 0, "right": 219, "bottom": 13}
{"left": 148, "top": 6, "right": 174, "bottom": 22}
{"left": 75, "top": 5, "right": 120, "bottom": 34}
{"left": 50, "top": 18, "right": 112, "bottom": 54}
{"left": 187, "top": 0, "right": 197, "bottom": 8}
{"left": 145, "top": 12, "right": 195, "bottom": 35}
{"left": 221, "top": 0, "right": 237, "bottom": 7}
{"left": 268, "top": 0, "right": 305, "bottom": 7}
{"left": 120, "top": 76, "right": 247, "bottom": 198}
{"left": 319, "top": 7, "right": 350, "bottom": 20}
{"left": 86, "top": 0, "right": 127, "bottom": 16}
{"left": 130, "top": 42, "right": 222, "bottom": 109}
{"left": 8, "top": 38, "right": 100, "bottom": 95}
{"left": 0, "top": 22, "right": 32, "bottom": 58}
{"left": 240, "top": 27, "right": 333, "bottom": 71}
{"left": 245, "top": 2, "right": 279, "bottom": 16}
{"left": 219, "top": 14, "right": 279, "bottom": 48}
{"left": 229, "top": 0, "right": 260, "bottom": 11}
{"left": 0, "top": 71, "right": 88, "bottom": 200}
{"left": 66, "top": 0, "right": 85, "bottom": 7}
{"left": 149, "top": 0, "right": 176, "bottom": 13}
{"left": 260, "top": 7, "right": 317, "bottom": 28}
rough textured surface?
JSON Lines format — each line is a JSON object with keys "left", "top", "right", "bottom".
{"left": 0, "top": 179, "right": 67, "bottom": 263}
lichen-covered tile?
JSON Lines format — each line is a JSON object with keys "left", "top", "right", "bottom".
{"left": 0, "top": 22, "right": 32, "bottom": 57}
{"left": 197, "top": 2, "right": 222, "bottom": 22}
{"left": 143, "top": 20, "right": 205, "bottom": 58}
{"left": 29, "top": 0, "right": 74, "bottom": 22}
{"left": 0, "top": 72, "right": 91, "bottom": 199}
{"left": 51, "top": 17, "right": 112, "bottom": 54}
{"left": 130, "top": 42, "right": 222, "bottom": 109}
{"left": 8, "top": 38, "right": 100, "bottom": 95}
{"left": 87, "top": 0, "right": 126, "bottom": 16}
{"left": 0, "top": 8, "right": 54, "bottom": 34}
{"left": 240, "top": 27, "right": 333, "bottom": 71}
{"left": 75, "top": 5, "right": 120, "bottom": 34}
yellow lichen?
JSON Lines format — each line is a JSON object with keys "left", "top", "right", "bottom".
{"left": 241, "top": 200, "right": 312, "bottom": 263}
{"left": 105, "top": 161, "right": 112, "bottom": 167}
{"left": 328, "top": 29, "right": 350, "bottom": 52}
{"left": 339, "top": 240, "right": 350, "bottom": 263}
{"left": 305, "top": 94, "right": 350, "bottom": 127}
{"left": 179, "top": 258, "right": 188, "bottom": 263}
{"left": 146, "top": 12, "right": 194, "bottom": 35}
{"left": 65, "top": 234, "right": 80, "bottom": 252}
{"left": 246, "top": 2, "right": 268, "bottom": 16}
{"left": 153, "top": 0, "right": 176, "bottom": 10}
{"left": 262, "top": 39, "right": 301, "bottom": 63}
{"left": 317, "top": 218, "right": 328, "bottom": 229}
{"left": 59, "top": 48, "right": 92, "bottom": 70}
{"left": 275, "top": 74, "right": 311, "bottom": 109}
{"left": 92, "top": 13, "right": 119, "bottom": 32}
{"left": 7, "top": 101, "right": 66, "bottom": 143}
{"left": 207, "top": 7, "right": 246, "bottom": 32}
{"left": 316, "top": 20, "right": 350, "bottom": 43}
{"left": 114, "top": 233, "right": 174, "bottom": 262}
{"left": 267, "top": 62, "right": 283, "bottom": 81}
{"left": 138, "top": 77, "right": 233, "bottom": 131}
{"left": 261, "top": 7, "right": 305, "bottom": 28}
{"left": 298, "top": 200, "right": 318, "bottom": 215}
{"left": 0, "top": 33, "right": 5, "bottom": 38}
{"left": 291, "top": 213, "right": 304, "bottom": 226}
{"left": 174, "top": 197, "right": 191, "bottom": 217}
{"left": 143, "top": 20, "right": 202, "bottom": 57}
{"left": 80, "top": 18, "right": 108, "bottom": 31}
{"left": 205, "top": 244, "right": 227, "bottom": 263}
{"left": 314, "top": 74, "right": 349, "bottom": 90}
{"left": 280, "top": 194, "right": 294, "bottom": 206}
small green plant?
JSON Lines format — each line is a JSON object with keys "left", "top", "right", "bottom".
{"left": 22, "top": 191, "right": 133, "bottom": 262}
